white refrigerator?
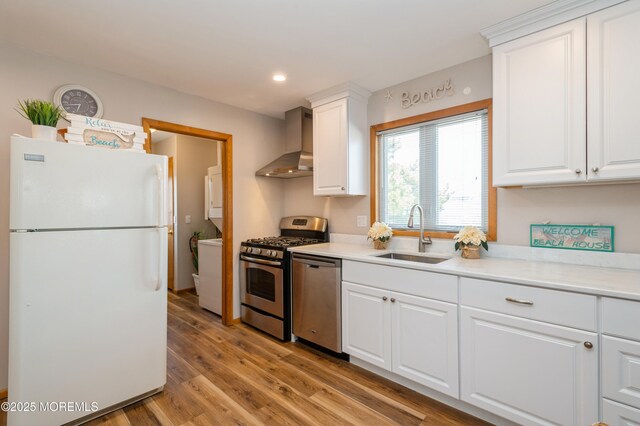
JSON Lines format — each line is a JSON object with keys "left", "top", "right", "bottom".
{"left": 8, "top": 137, "right": 168, "bottom": 425}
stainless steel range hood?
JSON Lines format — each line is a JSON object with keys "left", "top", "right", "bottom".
{"left": 256, "top": 107, "right": 313, "bottom": 178}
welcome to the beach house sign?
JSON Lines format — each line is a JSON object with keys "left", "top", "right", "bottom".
{"left": 530, "top": 224, "right": 614, "bottom": 252}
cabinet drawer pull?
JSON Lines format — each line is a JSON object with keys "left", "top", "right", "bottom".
{"left": 584, "top": 341, "right": 593, "bottom": 349}
{"left": 382, "top": 296, "right": 388, "bottom": 301}
{"left": 390, "top": 298, "right": 396, "bottom": 303}
{"left": 505, "top": 297, "right": 534, "bottom": 306}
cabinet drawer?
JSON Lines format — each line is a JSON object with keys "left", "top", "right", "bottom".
{"left": 460, "top": 277, "right": 596, "bottom": 331}
{"left": 343, "top": 260, "right": 457, "bottom": 303}
{"left": 602, "top": 398, "right": 640, "bottom": 425}
{"left": 603, "top": 298, "right": 640, "bottom": 341}
{"left": 603, "top": 336, "right": 640, "bottom": 410}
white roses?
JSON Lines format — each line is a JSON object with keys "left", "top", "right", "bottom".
{"left": 367, "top": 222, "right": 393, "bottom": 242}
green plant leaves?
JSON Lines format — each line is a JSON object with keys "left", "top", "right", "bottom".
{"left": 16, "top": 99, "right": 64, "bottom": 127}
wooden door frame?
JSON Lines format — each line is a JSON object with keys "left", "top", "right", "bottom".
{"left": 142, "top": 118, "right": 234, "bottom": 326}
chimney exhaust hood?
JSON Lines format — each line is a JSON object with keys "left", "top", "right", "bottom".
{"left": 256, "top": 107, "right": 313, "bottom": 178}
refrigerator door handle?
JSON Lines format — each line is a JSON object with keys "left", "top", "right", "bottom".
{"left": 155, "top": 163, "right": 165, "bottom": 227}
{"left": 155, "top": 227, "right": 165, "bottom": 292}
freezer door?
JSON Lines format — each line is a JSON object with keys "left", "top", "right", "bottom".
{"left": 10, "top": 137, "right": 168, "bottom": 230}
{"left": 8, "top": 228, "right": 167, "bottom": 426}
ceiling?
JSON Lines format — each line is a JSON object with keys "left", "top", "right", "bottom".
{"left": 0, "top": 0, "right": 554, "bottom": 118}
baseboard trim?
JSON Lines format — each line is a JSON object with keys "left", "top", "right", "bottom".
{"left": 349, "top": 357, "right": 512, "bottom": 425}
{"left": 230, "top": 317, "right": 242, "bottom": 325}
{"left": 0, "top": 388, "right": 7, "bottom": 399}
{"left": 176, "top": 287, "right": 196, "bottom": 294}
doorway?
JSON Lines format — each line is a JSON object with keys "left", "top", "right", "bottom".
{"left": 142, "top": 118, "right": 234, "bottom": 326}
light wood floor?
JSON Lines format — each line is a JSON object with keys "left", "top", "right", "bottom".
{"left": 1, "top": 291, "right": 489, "bottom": 426}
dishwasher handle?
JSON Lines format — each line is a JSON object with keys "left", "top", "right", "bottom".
{"left": 292, "top": 254, "right": 341, "bottom": 269}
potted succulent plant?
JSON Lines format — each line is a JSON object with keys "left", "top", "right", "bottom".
{"left": 16, "top": 99, "right": 64, "bottom": 141}
{"left": 453, "top": 226, "right": 489, "bottom": 259}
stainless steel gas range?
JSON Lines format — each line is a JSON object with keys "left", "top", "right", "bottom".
{"left": 239, "top": 216, "right": 329, "bottom": 340}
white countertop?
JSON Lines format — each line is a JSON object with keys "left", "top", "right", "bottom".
{"left": 288, "top": 242, "right": 640, "bottom": 301}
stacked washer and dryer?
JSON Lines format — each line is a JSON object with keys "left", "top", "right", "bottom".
{"left": 198, "top": 156, "right": 223, "bottom": 315}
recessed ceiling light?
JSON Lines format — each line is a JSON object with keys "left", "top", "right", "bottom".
{"left": 273, "top": 74, "right": 286, "bottom": 82}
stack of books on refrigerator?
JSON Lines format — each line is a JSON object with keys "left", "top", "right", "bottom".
{"left": 64, "top": 114, "right": 146, "bottom": 153}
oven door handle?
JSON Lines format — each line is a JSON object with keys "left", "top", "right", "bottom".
{"left": 240, "top": 255, "right": 282, "bottom": 267}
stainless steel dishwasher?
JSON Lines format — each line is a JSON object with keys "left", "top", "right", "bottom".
{"left": 291, "top": 253, "right": 342, "bottom": 353}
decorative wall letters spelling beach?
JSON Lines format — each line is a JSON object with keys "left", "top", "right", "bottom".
{"left": 530, "top": 224, "right": 614, "bottom": 252}
{"left": 401, "top": 79, "right": 454, "bottom": 109}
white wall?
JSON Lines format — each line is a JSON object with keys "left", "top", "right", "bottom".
{"left": 284, "top": 56, "right": 493, "bottom": 235}
{"left": 0, "top": 43, "right": 285, "bottom": 390}
{"left": 284, "top": 54, "right": 640, "bottom": 253}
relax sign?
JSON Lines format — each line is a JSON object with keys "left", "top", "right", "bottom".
{"left": 530, "top": 224, "right": 614, "bottom": 252}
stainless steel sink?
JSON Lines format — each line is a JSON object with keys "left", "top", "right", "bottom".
{"left": 374, "top": 252, "right": 450, "bottom": 264}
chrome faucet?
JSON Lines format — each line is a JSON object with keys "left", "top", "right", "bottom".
{"left": 407, "top": 204, "right": 432, "bottom": 253}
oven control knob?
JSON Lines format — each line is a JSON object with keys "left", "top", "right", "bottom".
{"left": 246, "top": 247, "right": 253, "bottom": 254}
{"left": 254, "top": 248, "right": 262, "bottom": 255}
{"left": 241, "top": 246, "right": 247, "bottom": 253}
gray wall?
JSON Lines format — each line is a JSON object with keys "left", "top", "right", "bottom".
{"left": 283, "top": 55, "right": 640, "bottom": 251}
{"left": 174, "top": 134, "right": 218, "bottom": 291}
{"left": 0, "top": 43, "right": 286, "bottom": 390}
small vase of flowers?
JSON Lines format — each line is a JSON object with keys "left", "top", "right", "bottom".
{"left": 367, "top": 222, "right": 393, "bottom": 249}
{"left": 454, "top": 226, "right": 488, "bottom": 259}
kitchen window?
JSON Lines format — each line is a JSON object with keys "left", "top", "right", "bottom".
{"left": 371, "top": 99, "right": 496, "bottom": 240}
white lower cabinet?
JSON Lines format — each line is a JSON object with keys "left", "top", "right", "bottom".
{"left": 603, "top": 336, "right": 640, "bottom": 410}
{"left": 603, "top": 399, "right": 640, "bottom": 425}
{"left": 601, "top": 297, "right": 640, "bottom": 424}
{"left": 460, "top": 306, "right": 598, "bottom": 425}
{"left": 342, "top": 281, "right": 459, "bottom": 398}
{"left": 391, "top": 292, "right": 458, "bottom": 397}
{"left": 342, "top": 281, "right": 391, "bottom": 370}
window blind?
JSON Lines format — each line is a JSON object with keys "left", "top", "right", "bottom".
{"left": 378, "top": 109, "right": 488, "bottom": 233}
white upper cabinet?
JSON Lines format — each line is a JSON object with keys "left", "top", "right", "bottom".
{"left": 307, "top": 83, "right": 370, "bottom": 196}
{"left": 492, "top": 0, "right": 640, "bottom": 186}
{"left": 587, "top": 0, "right": 640, "bottom": 181}
{"left": 312, "top": 99, "right": 349, "bottom": 195}
{"left": 493, "top": 18, "right": 587, "bottom": 186}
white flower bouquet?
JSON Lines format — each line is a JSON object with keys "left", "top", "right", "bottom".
{"left": 367, "top": 222, "right": 393, "bottom": 249}
{"left": 453, "top": 226, "right": 488, "bottom": 258}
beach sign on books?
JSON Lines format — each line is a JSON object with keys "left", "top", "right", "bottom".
{"left": 530, "top": 224, "right": 614, "bottom": 252}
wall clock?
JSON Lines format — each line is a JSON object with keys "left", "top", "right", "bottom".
{"left": 53, "top": 84, "right": 104, "bottom": 118}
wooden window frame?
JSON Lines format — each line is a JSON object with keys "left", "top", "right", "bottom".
{"left": 369, "top": 99, "right": 497, "bottom": 241}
